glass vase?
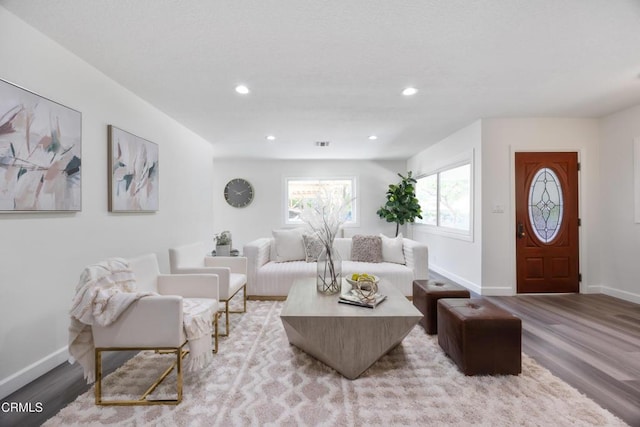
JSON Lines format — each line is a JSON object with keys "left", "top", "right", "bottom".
{"left": 317, "top": 246, "right": 342, "bottom": 294}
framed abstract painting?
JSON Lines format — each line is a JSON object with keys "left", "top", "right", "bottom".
{"left": 108, "top": 125, "right": 159, "bottom": 212}
{"left": 0, "top": 78, "right": 82, "bottom": 211}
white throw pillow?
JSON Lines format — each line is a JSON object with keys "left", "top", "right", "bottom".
{"left": 380, "top": 233, "right": 405, "bottom": 264}
{"left": 272, "top": 229, "right": 306, "bottom": 262}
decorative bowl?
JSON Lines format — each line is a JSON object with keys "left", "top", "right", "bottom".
{"left": 345, "top": 275, "right": 380, "bottom": 288}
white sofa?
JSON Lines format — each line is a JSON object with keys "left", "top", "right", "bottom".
{"left": 243, "top": 236, "right": 428, "bottom": 298}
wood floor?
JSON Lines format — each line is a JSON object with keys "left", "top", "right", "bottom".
{"left": 1, "top": 280, "right": 639, "bottom": 426}
{"left": 0, "top": 351, "right": 137, "bottom": 427}
{"left": 486, "top": 293, "right": 640, "bottom": 426}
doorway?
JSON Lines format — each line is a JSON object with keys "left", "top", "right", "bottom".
{"left": 515, "top": 152, "right": 579, "bottom": 293}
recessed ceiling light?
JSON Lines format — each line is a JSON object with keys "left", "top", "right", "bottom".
{"left": 368, "top": 135, "right": 378, "bottom": 140}
{"left": 266, "top": 135, "right": 276, "bottom": 141}
{"left": 235, "top": 85, "right": 250, "bottom": 95}
{"left": 402, "top": 87, "right": 418, "bottom": 96}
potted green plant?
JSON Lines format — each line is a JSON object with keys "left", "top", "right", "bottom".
{"left": 214, "top": 230, "right": 232, "bottom": 256}
{"left": 377, "top": 171, "right": 423, "bottom": 236}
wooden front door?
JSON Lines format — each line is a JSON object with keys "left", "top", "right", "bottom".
{"left": 515, "top": 152, "right": 579, "bottom": 293}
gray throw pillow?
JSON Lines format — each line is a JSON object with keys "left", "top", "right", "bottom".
{"left": 303, "top": 234, "right": 324, "bottom": 262}
{"left": 351, "top": 235, "right": 383, "bottom": 263}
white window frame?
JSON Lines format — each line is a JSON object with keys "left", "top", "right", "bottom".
{"left": 283, "top": 176, "right": 359, "bottom": 227}
{"left": 415, "top": 158, "right": 473, "bottom": 241}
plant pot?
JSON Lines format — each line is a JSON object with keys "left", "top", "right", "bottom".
{"left": 216, "top": 244, "right": 231, "bottom": 257}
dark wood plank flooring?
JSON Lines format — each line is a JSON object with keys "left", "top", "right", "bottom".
{"left": 0, "top": 351, "right": 136, "bottom": 427}
{"left": 1, "top": 274, "right": 639, "bottom": 426}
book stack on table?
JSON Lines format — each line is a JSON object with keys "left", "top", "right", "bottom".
{"left": 338, "top": 290, "right": 387, "bottom": 309}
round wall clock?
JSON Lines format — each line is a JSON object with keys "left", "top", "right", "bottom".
{"left": 224, "top": 178, "right": 254, "bottom": 208}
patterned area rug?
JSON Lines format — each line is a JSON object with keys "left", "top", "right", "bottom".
{"left": 45, "top": 300, "right": 627, "bottom": 426}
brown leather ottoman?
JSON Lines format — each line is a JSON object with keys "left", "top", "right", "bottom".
{"left": 437, "top": 298, "right": 522, "bottom": 375}
{"left": 413, "top": 280, "right": 470, "bottom": 334}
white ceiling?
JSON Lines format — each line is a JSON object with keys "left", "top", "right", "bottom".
{"left": 2, "top": 0, "right": 640, "bottom": 160}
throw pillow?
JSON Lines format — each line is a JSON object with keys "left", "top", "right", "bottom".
{"left": 303, "top": 234, "right": 324, "bottom": 262}
{"left": 351, "top": 235, "right": 383, "bottom": 263}
{"left": 272, "top": 229, "right": 306, "bottom": 262}
{"left": 380, "top": 233, "right": 405, "bottom": 264}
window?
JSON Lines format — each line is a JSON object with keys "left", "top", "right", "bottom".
{"left": 416, "top": 162, "right": 471, "bottom": 236}
{"left": 416, "top": 174, "right": 437, "bottom": 225}
{"left": 285, "top": 177, "right": 357, "bottom": 225}
{"left": 438, "top": 164, "right": 471, "bottom": 231}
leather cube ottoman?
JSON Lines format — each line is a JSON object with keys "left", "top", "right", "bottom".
{"left": 413, "top": 280, "right": 470, "bottom": 334}
{"left": 437, "top": 298, "right": 522, "bottom": 375}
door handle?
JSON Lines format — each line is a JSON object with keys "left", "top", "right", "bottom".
{"left": 517, "top": 222, "right": 526, "bottom": 239}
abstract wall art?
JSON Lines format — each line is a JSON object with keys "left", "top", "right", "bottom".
{"left": 108, "top": 125, "right": 159, "bottom": 212}
{"left": 0, "top": 79, "right": 82, "bottom": 211}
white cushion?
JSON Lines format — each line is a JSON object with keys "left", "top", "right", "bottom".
{"left": 169, "top": 242, "right": 207, "bottom": 272}
{"left": 128, "top": 253, "right": 161, "bottom": 293}
{"left": 333, "top": 238, "right": 352, "bottom": 261}
{"left": 380, "top": 233, "right": 405, "bottom": 264}
{"left": 256, "top": 261, "right": 317, "bottom": 296}
{"left": 228, "top": 273, "right": 247, "bottom": 299}
{"left": 272, "top": 229, "right": 306, "bottom": 262}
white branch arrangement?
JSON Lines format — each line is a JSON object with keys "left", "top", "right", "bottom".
{"left": 299, "top": 186, "right": 353, "bottom": 293}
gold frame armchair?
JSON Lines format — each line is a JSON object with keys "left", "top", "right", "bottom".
{"left": 169, "top": 242, "right": 247, "bottom": 336}
{"left": 91, "top": 253, "right": 220, "bottom": 406}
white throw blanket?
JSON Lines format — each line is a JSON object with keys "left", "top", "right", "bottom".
{"left": 68, "top": 258, "right": 213, "bottom": 383}
{"left": 181, "top": 299, "right": 215, "bottom": 370}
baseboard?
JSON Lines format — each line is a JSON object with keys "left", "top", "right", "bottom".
{"left": 597, "top": 286, "right": 640, "bottom": 304}
{"left": 478, "top": 286, "right": 515, "bottom": 296}
{"left": 430, "top": 265, "right": 514, "bottom": 296}
{"left": 430, "top": 269, "right": 640, "bottom": 302}
{"left": 585, "top": 284, "right": 602, "bottom": 294}
{"left": 430, "top": 265, "right": 479, "bottom": 295}
{"left": 0, "top": 346, "right": 68, "bottom": 399}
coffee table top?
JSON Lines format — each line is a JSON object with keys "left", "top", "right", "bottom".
{"left": 280, "top": 278, "right": 422, "bottom": 379}
{"left": 281, "top": 278, "right": 421, "bottom": 318}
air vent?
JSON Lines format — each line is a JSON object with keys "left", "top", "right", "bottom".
{"left": 316, "top": 141, "right": 330, "bottom": 147}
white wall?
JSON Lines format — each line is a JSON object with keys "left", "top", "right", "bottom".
{"left": 481, "top": 118, "right": 601, "bottom": 295}
{"left": 211, "top": 159, "right": 406, "bottom": 250}
{"left": 407, "top": 118, "right": 604, "bottom": 297}
{"left": 407, "top": 120, "right": 483, "bottom": 293}
{"left": 599, "top": 104, "right": 640, "bottom": 303}
{"left": 0, "top": 8, "right": 215, "bottom": 397}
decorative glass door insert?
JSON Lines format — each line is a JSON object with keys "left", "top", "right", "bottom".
{"left": 528, "top": 168, "right": 563, "bottom": 243}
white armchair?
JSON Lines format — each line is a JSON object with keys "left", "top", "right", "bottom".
{"left": 91, "top": 253, "right": 220, "bottom": 405}
{"left": 169, "top": 242, "right": 247, "bottom": 336}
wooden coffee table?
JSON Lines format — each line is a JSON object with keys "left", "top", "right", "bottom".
{"left": 280, "top": 278, "right": 422, "bottom": 379}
